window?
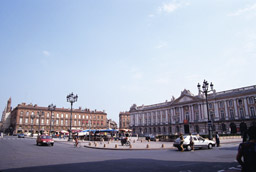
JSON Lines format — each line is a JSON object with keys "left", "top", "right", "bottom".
{"left": 248, "top": 97, "right": 255, "bottom": 104}
{"left": 74, "top": 114, "right": 77, "bottom": 119}
{"left": 57, "top": 113, "right": 59, "bottom": 118}
{"left": 66, "top": 114, "right": 68, "bottom": 118}
{"left": 79, "top": 115, "right": 81, "bottom": 119}
{"left": 41, "top": 119, "right": 44, "bottom": 124}
{"left": 47, "top": 113, "right": 49, "bottom": 118}
{"left": 78, "top": 121, "right": 81, "bottom": 126}
{"left": 65, "top": 120, "right": 68, "bottom": 126}
{"left": 250, "top": 107, "right": 256, "bottom": 117}
{"left": 86, "top": 115, "right": 88, "bottom": 119}
{"left": 228, "top": 100, "right": 233, "bottom": 107}
{"left": 194, "top": 105, "right": 198, "bottom": 110}
{"left": 220, "top": 110, "right": 225, "bottom": 119}
{"left": 238, "top": 99, "right": 243, "bottom": 106}
{"left": 46, "top": 119, "right": 49, "bottom": 125}
{"left": 26, "top": 111, "right": 29, "bottom": 116}
{"left": 230, "top": 109, "right": 235, "bottom": 119}
{"left": 83, "top": 115, "right": 85, "bottom": 119}
{"left": 74, "top": 121, "right": 77, "bottom": 126}
{"left": 61, "top": 120, "right": 63, "bottom": 125}
{"left": 36, "top": 119, "right": 39, "bottom": 124}
{"left": 31, "top": 118, "right": 34, "bottom": 124}
{"left": 209, "top": 103, "right": 213, "bottom": 109}
{"left": 61, "top": 114, "right": 64, "bottom": 118}
{"left": 239, "top": 108, "right": 245, "bottom": 118}
{"left": 56, "top": 120, "right": 59, "bottom": 125}
{"left": 20, "top": 111, "right": 24, "bottom": 116}
{"left": 219, "top": 102, "right": 224, "bottom": 108}
{"left": 19, "top": 118, "right": 23, "bottom": 124}
{"left": 25, "top": 118, "right": 28, "bottom": 123}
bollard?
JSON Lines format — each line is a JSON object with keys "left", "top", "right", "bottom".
{"left": 161, "top": 144, "right": 165, "bottom": 148}
{"left": 148, "top": 139, "right": 150, "bottom": 142}
{"left": 95, "top": 142, "right": 98, "bottom": 147}
{"left": 89, "top": 142, "right": 91, "bottom": 146}
{"left": 130, "top": 144, "right": 132, "bottom": 149}
{"left": 108, "top": 141, "right": 110, "bottom": 144}
{"left": 146, "top": 144, "right": 150, "bottom": 149}
{"left": 115, "top": 144, "right": 118, "bottom": 148}
{"left": 104, "top": 144, "right": 107, "bottom": 148}
{"left": 141, "top": 140, "right": 143, "bottom": 143}
{"left": 133, "top": 140, "right": 135, "bottom": 143}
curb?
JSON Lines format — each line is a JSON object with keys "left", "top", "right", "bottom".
{"left": 83, "top": 145, "right": 175, "bottom": 151}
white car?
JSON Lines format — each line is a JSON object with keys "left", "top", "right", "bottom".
{"left": 173, "top": 135, "right": 216, "bottom": 151}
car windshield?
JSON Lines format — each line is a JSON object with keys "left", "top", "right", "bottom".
{"left": 41, "top": 136, "right": 52, "bottom": 139}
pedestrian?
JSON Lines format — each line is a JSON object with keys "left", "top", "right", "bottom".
{"left": 179, "top": 133, "right": 184, "bottom": 152}
{"left": 189, "top": 133, "right": 194, "bottom": 151}
{"left": 74, "top": 135, "right": 78, "bottom": 147}
{"left": 236, "top": 126, "right": 256, "bottom": 172}
{"left": 215, "top": 132, "right": 220, "bottom": 147}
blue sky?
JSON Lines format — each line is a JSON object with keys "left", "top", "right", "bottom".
{"left": 1, "top": 0, "right": 256, "bottom": 124}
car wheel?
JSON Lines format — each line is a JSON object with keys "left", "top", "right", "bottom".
{"left": 208, "top": 143, "right": 213, "bottom": 149}
{"left": 51, "top": 143, "right": 54, "bottom": 146}
{"left": 36, "top": 142, "right": 38, "bottom": 146}
{"left": 186, "top": 145, "right": 191, "bottom": 151}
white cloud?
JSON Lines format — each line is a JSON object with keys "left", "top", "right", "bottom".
{"left": 42, "top": 50, "right": 50, "bottom": 56}
{"left": 157, "top": 1, "right": 190, "bottom": 14}
{"left": 155, "top": 41, "right": 168, "bottom": 49}
{"left": 228, "top": 3, "right": 256, "bottom": 17}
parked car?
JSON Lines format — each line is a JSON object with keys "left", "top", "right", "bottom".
{"left": 18, "top": 133, "right": 25, "bottom": 138}
{"left": 36, "top": 135, "right": 54, "bottom": 146}
{"left": 145, "top": 134, "right": 156, "bottom": 141}
{"left": 173, "top": 135, "right": 215, "bottom": 151}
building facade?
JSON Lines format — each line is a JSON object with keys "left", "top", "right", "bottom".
{"left": 107, "top": 119, "right": 118, "bottom": 129}
{"left": 129, "top": 85, "right": 256, "bottom": 136}
{"left": 9, "top": 102, "right": 107, "bottom": 134}
{"left": 119, "top": 112, "right": 130, "bottom": 129}
{"left": 1, "top": 97, "right": 12, "bottom": 133}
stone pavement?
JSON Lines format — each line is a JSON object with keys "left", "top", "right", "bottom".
{"left": 54, "top": 137, "right": 243, "bottom": 150}
{"left": 25, "top": 136, "right": 243, "bottom": 150}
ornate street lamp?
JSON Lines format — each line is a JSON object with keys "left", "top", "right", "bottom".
{"left": 48, "top": 104, "right": 56, "bottom": 136}
{"left": 37, "top": 110, "right": 44, "bottom": 135}
{"left": 30, "top": 113, "right": 35, "bottom": 137}
{"left": 197, "top": 80, "right": 214, "bottom": 140}
{"left": 67, "top": 92, "right": 78, "bottom": 142}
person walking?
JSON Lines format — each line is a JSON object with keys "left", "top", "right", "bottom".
{"left": 74, "top": 135, "right": 79, "bottom": 147}
{"left": 215, "top": 132, "right": 220, "bottom": 147}
{"left": 179, "top": 133, "right": 184, "bottom": 152}
{"left": 236, "top": 126, "right": 256, "bottom": 172}
{"left": 242, "top": 129, "right": 248, "bottom": 143}
{"left": 189, "top": 133, "right": 194, "bottom": 151}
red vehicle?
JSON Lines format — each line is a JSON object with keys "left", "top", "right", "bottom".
{"left": 36, "top": 135, "right": 54, "bottom": 146}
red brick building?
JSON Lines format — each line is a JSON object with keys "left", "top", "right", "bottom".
{"left": 9, "top": 102, "right": 107, "bottom": 135}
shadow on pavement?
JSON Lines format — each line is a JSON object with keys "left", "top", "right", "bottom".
{"left": 1, "top": 159, "right": 238, "bottom": 172}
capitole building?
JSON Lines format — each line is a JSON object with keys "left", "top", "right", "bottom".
{"left": 7, "top": 101, "right": 107, "bottom": 135}
{"left": 129, "top": 84, "right": 256, "bottom": 136}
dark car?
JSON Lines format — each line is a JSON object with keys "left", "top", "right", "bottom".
{"left": 18, "top": 133, "right": 25, "bottom": 138}
{"left": 36, "top": 135, "right": 54, "bottom": 146}
{"left": 145, "top": 134, "right": 156, "bottom": 141}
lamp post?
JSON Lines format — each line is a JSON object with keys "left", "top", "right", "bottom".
{"left": 197, "top": 80, "right": 214, "bottom": 140}
{"left": 38, "top": 110, "right": 44, "bottom": 135}
{"left": 67, "top": 92, "right": 78, "bottom": 142}
{"left": 48, "top": 104, "right": 56, "bottom": 136}
{"left": 30, "top": 114, "right": 35, "bottom": 137}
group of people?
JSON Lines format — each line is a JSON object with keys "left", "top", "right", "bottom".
{"left": 178, "top": 126, "right": 256, "bottom": 172}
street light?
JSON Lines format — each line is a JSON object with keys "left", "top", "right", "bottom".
{"left": 197, "top": 80, "right": 214, "bottom": 140}
{"left": 48, "top": 104, "right": 56, "bottom": 136}
{"left": 30, "top": 113, "right": 35, "bottom": 137}
{"left": 67, "top": 92, "right": 78, "bottom": 142}
{"left": 38, "top": 110, "right": 44, "bottom": 135}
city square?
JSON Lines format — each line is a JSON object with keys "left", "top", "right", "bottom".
{"left": 1, "top": 1, "right": 256, "bottom": 172}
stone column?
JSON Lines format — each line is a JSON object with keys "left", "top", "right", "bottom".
{"left": 224, "top": 101, "right": 229, "bottom": 120}
{"left": 244, "top": 97, "right": 249, "bottom": 118}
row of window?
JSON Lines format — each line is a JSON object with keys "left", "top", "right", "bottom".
{"left": 18, "top": 118, "right": 104, "bottom": 126}
{"left": 20, "top": 111, "right": 104, "bottom": 120}
{"left": 209, "top": 97, "right": 255, "bottom": 109}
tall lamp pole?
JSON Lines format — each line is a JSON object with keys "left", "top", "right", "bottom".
{"left": 67, "top": 92, "right": 78, "bottom": 142}
{"left": 48, "top": 104, "right": 56, "bottom": 136}
{"left": 197, "top": 80, "right": 214, "bottom": 140}
{"left": 30, "top": 114, "right": 35, "bottom": 137}
{"left": 38, "top": 110, "right": 44, "bottom": 135}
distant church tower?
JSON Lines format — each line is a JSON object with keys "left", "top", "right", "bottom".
{"left": 7, "top": 97, "right": 12, "bottom": 113}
